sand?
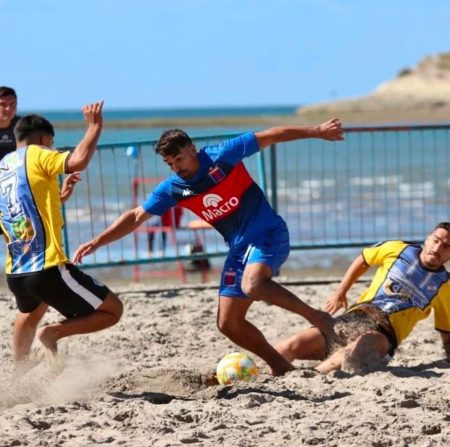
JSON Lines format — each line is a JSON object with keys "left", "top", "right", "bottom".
{"left": 1, "top": 281, "right": 449, "bottom": 447}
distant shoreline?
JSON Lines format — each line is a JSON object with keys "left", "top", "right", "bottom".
{"left": 52, "top": 108, "right": 450, "bottom": 130}
{"left": 52, "top": 114, "right": 309, "bottom": 130}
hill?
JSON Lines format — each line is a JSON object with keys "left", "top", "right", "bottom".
{"left": 297, "top": 52, "right": 450, "bottom": 125}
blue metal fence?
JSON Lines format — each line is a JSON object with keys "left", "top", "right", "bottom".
{"left": 61, "top": 124, "right": 450, "bottom": 272}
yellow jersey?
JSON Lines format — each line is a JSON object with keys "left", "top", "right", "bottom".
{"left": 0, "top": 145, "right": 70, "bottom": 274}
{"left": 354, "top": 240, "right": 450, "bottom": 344}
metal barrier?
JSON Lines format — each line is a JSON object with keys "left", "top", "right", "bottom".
{"left": 60, "top": 124, "right": 450, "bottom": 272}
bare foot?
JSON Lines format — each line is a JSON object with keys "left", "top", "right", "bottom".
{"left": 37, "top": 326, "right": 59, "bottom": 366}
{"left": 270, "top": 361, "right": 295, "bottom": 376}
{"left": 13, "top": 357, "right": 41, "bottom": 378}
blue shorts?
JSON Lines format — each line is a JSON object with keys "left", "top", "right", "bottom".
{"left": 219, "top": 224, "right": 290, "bottom": 298}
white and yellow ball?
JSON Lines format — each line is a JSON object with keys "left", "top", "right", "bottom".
{"left": 216, "top": 352, "right": 258, "bottom": 385}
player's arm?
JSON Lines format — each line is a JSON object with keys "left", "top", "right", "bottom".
{"left": 60, "top": 172, "right": 81, "bottom": 204}
{"left": 324, "top": 254, "right": 370, "bottom": 315}
{"left": 72, "top": 206, "right": 152, "bottom": 264}
{"left": 254, "top": 118, "right": 344, "bottom": 150}
{"left": 66, "top": 101, "right": 104, "bottom": 173}
{"left": 440, "top": 332, "right": 450, "bottom": 362}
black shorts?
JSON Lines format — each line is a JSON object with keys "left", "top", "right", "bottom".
{"left": 325, "top": 304, "right": 398, "bottom": 358}
{"left": 7, "top": 263, "right": 110, "bottom": 318}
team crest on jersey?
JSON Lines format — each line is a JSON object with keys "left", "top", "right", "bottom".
{"left": 208, "top": 166, "right": 226, "bottom": 183}
{"left": 383, "top": 279, "right": 411, "bottom": 300}
{"left": 223, "top": 269, "right": 237, "bottom": 286}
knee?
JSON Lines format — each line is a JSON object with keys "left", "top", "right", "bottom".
{"left": 217, "top": 314, "right": 240, "bottom": 338}
{"left": 345, "top": 332, "right": 389, "bottom": 371}
{"left": 102, "top": 293, "right": 123, "bottom": 325}
{"left": 241, "top": 274, "right": 267, "bottom": 298}
{"left": 16, "top": 311, "right": 43, "bottom": 328}
{"left": 111, "top": 298, "right": 123, "bottom": 324}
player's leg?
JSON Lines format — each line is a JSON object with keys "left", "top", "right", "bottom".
{"left": 23, "top": 264, "right": 123, "bottom": 356}
{"left": 37, "top": 291, "right": 122, "bottom": 354}
{"left": 7, "top": 275, "right": 49, "bottom": 365}
{"left": 240, "top": 226, "right": 335, "bottom": 336}
{"left": 242, "top": 262, "right": 335, "bottom": 334}
{"left": 275, "top": 327, "right": 327, "bottom": 362}
{"left": 217, "top": 294, "right": 295, "bottom": 376}
{"left": 315, "top": 330, "right": 390, "bottom": 374}
{"left": 13, "top": 303, "right": 48, "bottom": 364}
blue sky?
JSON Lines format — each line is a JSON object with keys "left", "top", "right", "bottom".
{"left": 2, "top": 0, "right": 449, "bottom": 110}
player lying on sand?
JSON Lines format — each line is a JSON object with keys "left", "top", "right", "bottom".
{"left": 0, "top": 102, "right": 122, "bottom": 369}
{"left": 73, "top": 119, "right": 344, "bottom": 376}
{"left": 276, "top": 222, "right": 450, "bottom": 374}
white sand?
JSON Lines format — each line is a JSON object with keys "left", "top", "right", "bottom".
{"left": 0, "top": 281, "right": 449, "bottom": 446}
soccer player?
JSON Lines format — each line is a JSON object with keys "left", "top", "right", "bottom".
{"left": 0, "top": 102, "right": 123, "bottom": 368}
{"left": 73, "top": 119, "right": 344, "bottom": 375}
{"left": 275, "top": 223, "right": 450, "bottom": 374}
{"left": 0, "top": 86, "right": 20, "bottom": 159}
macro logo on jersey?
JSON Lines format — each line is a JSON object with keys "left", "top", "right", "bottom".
{"left": 176, "top": 163, "right": 253, "bottom": 225}
{"left": 201, "top": 194, "right": 239, "bottom": 222}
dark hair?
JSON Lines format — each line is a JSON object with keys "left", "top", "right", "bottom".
{"left": 0, "top": 86, "right": 17, "bottom": 99}
{"left": 434, "top": 222, "right": 450, "bottom": 233}
{"left": 14, "top": 114, "right": 55, "bottom": 142}
{"left": 155, "top": 129, "right": 192, "bottom": 157}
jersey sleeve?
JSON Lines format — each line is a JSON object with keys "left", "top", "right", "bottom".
{"left": 207, "top": 132, "right": 260, "bottom": 166}
{"left": 433, "top": 282, "right": 450, "bottom": 333}
{"left": 32, "top": 146, "right": 70, "bottom": 178}
{"left": 141, "top": 180, "right": 176, "bottom": 216}
{"left": 362, "top": 241, "right": 404, "bottom": 266}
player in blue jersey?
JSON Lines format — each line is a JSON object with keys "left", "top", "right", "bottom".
{"left": 73, "top": 118, "right": 344, "bottom": 376}
{"left": 276, "top": 223, "right": 450, "bottom": 374}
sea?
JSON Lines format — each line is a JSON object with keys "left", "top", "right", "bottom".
{"left": 42, "top": 105, "right": 298, "bottom": 147}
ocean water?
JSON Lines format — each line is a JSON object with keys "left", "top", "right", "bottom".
{"left": 31, "top": 105, "right": 297, "bottom": 147}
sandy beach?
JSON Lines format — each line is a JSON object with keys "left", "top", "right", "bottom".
{"left": 1, "top": 280, "right": 449, "bottom": 447}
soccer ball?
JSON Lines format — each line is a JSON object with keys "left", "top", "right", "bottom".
{"left": 216, "top": 352, "right": 258, "bottom": 385}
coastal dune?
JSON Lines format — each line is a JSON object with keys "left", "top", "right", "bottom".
{"left": 297, "top": 52, "right": 450, "bottom": 125}
{"left": 1, "top": 282, "right": 449, "bottom": 446}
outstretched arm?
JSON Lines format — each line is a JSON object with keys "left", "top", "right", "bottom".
{"left": 324, "top": 254, "right": 370, "bottom": 315}
{"left": 72, "top": 206, "right": 152, "bottom": 264}
{"left": 440, "top": 332, "right": 450, "bottom": 362}
{"left": 66, "top": 101, "right": 104, "bottom": 173}
{"left": 254, "top": 118, "right": 344, "bottom": 149}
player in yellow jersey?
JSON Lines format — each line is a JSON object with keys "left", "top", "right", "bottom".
{"left": 275, "top": 222, "right": 450, "bottom": 373}
{"left": 0, "top": 102, "right": 123, "bottom": 369}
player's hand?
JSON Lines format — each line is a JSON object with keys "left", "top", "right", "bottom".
{"left": 63, "top": 172, "right": 81, "bottom": 189}
{"left": 72, "top": 240, "right": 97, "bottom": 264}
{"left": 317, "top": 118, "right": 344, "bottom": 141}
{"left": 324, "top": 291, "right": 348, "bottom": 315}
{"left": 82, "top": 101, "right": 104, "bottom": 127}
